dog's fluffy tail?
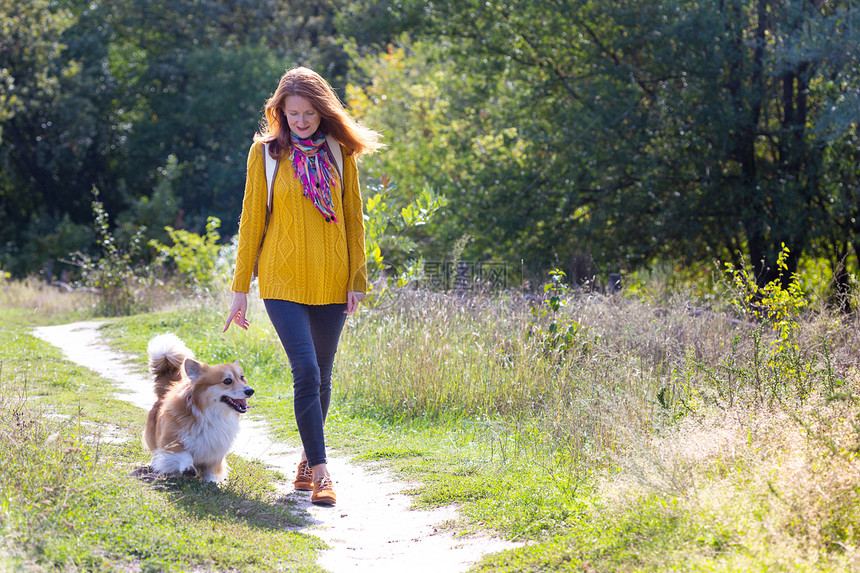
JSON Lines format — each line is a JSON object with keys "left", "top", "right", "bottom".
{"left": 147, "top": 333, "right": 195, "bottom": 399}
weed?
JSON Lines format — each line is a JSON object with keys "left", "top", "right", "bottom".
{"left": 690, "top": 246, "right": 841, "bottom": 410}
{"left": 150, "top": 216, "right": 223, "bottom": 293}
{"left": 527, "top": 268, "right": 595, "bottom": 358}
{"left": 68, "top": 189, "right": 158, "bottom": 317}
{"left": 363, "top": 178, "right": 447, "bottom": 304}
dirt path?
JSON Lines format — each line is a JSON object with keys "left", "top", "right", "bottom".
{"left": 32, "top": 321, "right": 515, "bottom": 572}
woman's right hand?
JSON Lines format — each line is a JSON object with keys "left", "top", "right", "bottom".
{"left": 223, "top": 291, "right": 249, "bottom": 332}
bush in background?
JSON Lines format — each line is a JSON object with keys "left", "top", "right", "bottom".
{"left": 69, "top": 190, "right": 158, "bottom": 317}
{"left": 149, "top": 216, "right": 223, "bottom": 294}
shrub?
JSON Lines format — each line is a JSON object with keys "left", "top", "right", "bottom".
{"left": 527, "top": 269, "right": 595, "bottom": 358}
{"left": 69, "top": 189, "right": 156, "bottom": 316}
{"left": 362, "top": 177, "right": 447, "bottom": 305}
{"left": 696, "top": 245, "right": 830, "bottom": 408}
{"left": 149, "top": 216, "right": 222, "bottom": 292}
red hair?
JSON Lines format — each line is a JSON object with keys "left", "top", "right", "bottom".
{"left": 255, "top": 67, "right": 383, "bottom": 159}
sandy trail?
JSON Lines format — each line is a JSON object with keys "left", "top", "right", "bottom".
{"left": 32, "top": 321, "right": 514, "bottom": 572}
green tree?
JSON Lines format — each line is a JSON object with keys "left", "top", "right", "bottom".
{"left": 789, "top": 5, "right": 860, "bottom": 307}
{"left": 333, "top": 0, "right": 427, "bottom": 48}
{"left": 356, "top": 0, "right": 860, "bottom": 287}
{"left": 100, "top": 0, "right": 347, "bottom": 231}
{"left": 1, "top": 0, "right": 352, "bottom": 277}
{"left": 0, "top": 0, "right": 75, "bottom": 274}
{"left": 347, "top": 37, "right": 559, "bottom": 272}
{"left": 0, "top": 0, "right": 71, "bottom": 140}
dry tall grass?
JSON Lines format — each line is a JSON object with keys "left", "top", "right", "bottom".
{"left": 337, "top": 286, "right": 860, "bottom": 566}
{"left": 0, "top": 275, "right": 227, "bottom": 323}
{"left": 7, "top": 273, "right": 860, "bottom": 567}
{"left": 337, "top": 291, "right": 768, "bottom": 461}
{"left": 0, "top": 278, "right": 98, "bottom": 319}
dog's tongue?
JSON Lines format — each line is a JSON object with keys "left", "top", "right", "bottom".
{"left": 234, "top": 399, "right": 247, "bottom": 408}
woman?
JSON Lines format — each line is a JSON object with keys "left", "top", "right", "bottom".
{"left": 223, "top": 67, "right": 382, "bottom": 505}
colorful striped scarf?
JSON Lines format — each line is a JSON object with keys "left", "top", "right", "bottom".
{"left": 289, "top": 130, "right": 339, "bottom": 223}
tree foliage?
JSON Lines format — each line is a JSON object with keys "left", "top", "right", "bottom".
{"left": 1, "top": 0, "right": 859, "bottom": 297}
{"left": 346, "top": 0, "right": 860, "bottom": 289}
{"left": 0, "top": 0, "right": 76, "bottom": 274}
{"left": 0, "top": 0, "right": 347, "bottom": 278}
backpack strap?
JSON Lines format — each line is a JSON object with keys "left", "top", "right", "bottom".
{"left": 253, "top": 143, "right": 278, "bottom": 280}
{"left": 325, "top": 134, "right": 344, "bottom": 185}
{"left": 262, "top": 142, "right": 278, "bottom": 213}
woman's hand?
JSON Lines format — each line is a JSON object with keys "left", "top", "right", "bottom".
{"left": 223, "top": 291, "right": 250, "bottom": 332}
{"left": 345, "top": 291, "right": 366, "bottom": 314}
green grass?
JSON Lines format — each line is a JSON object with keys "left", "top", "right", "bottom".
{"left": 92, "top": 294, "right": 860, "bottom": 570}
{"left": 7, "top": 278, "right": 860, "bottom": 571}
{"left": 0, "top": 318, "right": 323, "bottom": 572}
{"left": 471, "top": 496, "right": 740, "bottom": 572}
{"left": 353, "top": 447, "right": 425, "bottom": 461}
{"left": 94, "top": 304, "right": 604, "bottom": 541}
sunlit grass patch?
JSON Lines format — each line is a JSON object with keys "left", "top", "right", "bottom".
{"left": 0, "top": 383, "right": 320, "bottom": 573}
{"left": 472, "top": 495, "right": 741, "bottom": 572}
{"left": 353, "top": 447, "right": 425, "bottom": 461}
{"left": 133, "top": 455, "right": 306, "bottom": 532}
{"left": 0, "top": 279, "right": 97, "bottom": 326}
{"left": 0, "top": 322, "right": 322, "bottom": 572}
{"left": 56, "top": 281, "right": 860, "bottom": 570}
{"left": 494, "top": 400, "right": 860, "bottom": 571}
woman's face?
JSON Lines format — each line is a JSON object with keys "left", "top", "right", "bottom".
{"left": 284, "top": 95, "right": 320, "bottom": 138}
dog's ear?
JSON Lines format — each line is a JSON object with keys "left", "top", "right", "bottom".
{"left": 183, "top": 358, "right": 205, "bottom": 381}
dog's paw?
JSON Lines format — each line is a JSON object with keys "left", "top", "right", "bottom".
{"left": 181, "top": 465, "right": 199, "bottom": 478}
{"left": 201, "top": 471, "right": 227, "bottom": 484}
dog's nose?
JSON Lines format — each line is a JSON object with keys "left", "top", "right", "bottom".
{"left": 245, "top": 388, "right": 255, "bottom": 397}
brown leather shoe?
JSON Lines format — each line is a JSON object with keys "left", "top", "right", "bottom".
{"left": 311, "top": 475, "right": 336, "bottom": 506}
{"left": 294, "top": 460, "right": 313, "bottom": 491}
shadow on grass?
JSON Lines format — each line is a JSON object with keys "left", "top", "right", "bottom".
{"left": 130, "top": 458, "right": 312, "bottom": 532}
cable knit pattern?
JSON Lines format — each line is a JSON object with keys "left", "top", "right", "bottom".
{"left": 231, "top": 140, "right": 367, "bottom": 304}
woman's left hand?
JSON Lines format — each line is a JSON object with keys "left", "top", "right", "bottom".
{"left": 345, "top": 291, "right": 366, "bottom": 314}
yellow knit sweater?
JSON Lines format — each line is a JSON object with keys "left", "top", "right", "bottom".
{"left": 230, "top": 140, "right": 367, "bottom": 304}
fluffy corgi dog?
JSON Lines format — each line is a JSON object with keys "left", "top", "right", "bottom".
{"left": 143, "top": 333, "right": 253, "bottom": 483}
